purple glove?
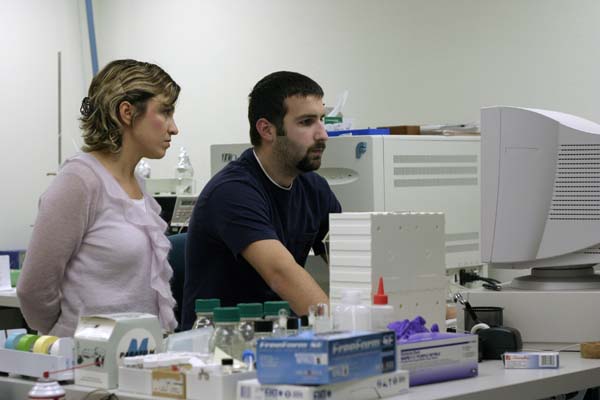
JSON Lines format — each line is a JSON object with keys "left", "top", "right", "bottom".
{"left": 388, "top": 316, "right": 438, "bottom": 341}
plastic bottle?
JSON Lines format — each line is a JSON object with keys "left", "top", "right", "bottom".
{"left": 208, "top": 307, "right": 245, "bottom": 360}
{"left": 237, "top": 303, "right": 263, "bottom": 351}
{"left": 175, "top": 147, "right": 194, "bottom": 179}
{"left": 28, "top": 379, "right": 65, "bottom": 400}
{"left": 175, "top": 147, "right": 194, "bottom": 194}
{"left": 333, "top": 289, "right": 371, "bottom": 331}
{"left": 192, "top": 298, "right": 221, "bottom": 329}
{"left": 263, "top": 301, "right": 290, "bottom": 337}
{"left": 371, "top": 277, "right": 395, "bottom": 331}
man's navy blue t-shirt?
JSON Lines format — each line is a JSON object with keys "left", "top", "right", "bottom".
{"left": 181, "top": 148, "right": 341, "bottom": 330}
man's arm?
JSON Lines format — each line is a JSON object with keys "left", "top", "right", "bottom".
{"left": 241, "top": 239, "right": 328, "bottom": 316}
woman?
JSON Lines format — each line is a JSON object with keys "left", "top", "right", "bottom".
{"left": 17, "top": 59, "right": 181, "bottom": 337}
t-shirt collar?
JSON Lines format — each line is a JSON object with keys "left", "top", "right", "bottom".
{"left": 252, "top": 149, "right": 293, "bottom": 191}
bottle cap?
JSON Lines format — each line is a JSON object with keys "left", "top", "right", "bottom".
{"left": 221, "top": 358, "right": 234, "bottom": 366}
{"left": 238, "top": 303, "right": 263, "bottom": 319}
{"left": 263, "top": 301, "right": 290, "bottom": 317}
{"left": 286, "top": 318, "right": 301, "bottom": 330}
{"left": 300, "top": 315, "right": 310, "bottom": 327}
{"left": 213, "top": 307, "right": 241, "bottom": 323}
{"left": 195, "top": 298, "right": 221, "bottom": 313}
{"left": 373, "top": 276, "right": 389, "bottom": 305}
{"left": 253, "top": 320, "right": 274, "bottom": 333}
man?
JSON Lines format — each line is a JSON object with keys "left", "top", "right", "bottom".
{"left": 181, "top": 71, "right": 341, "bottom": 330}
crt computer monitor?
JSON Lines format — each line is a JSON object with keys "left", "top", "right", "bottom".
{"left": 481, "top": 106, "right": 600, "bottom": 290}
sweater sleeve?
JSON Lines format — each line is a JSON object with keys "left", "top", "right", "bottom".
{"left": 17, "top": 169, "right": 98, "bottom": 334}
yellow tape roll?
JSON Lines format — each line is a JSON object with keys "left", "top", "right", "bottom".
{"left": 32, "top": 335, "right": 59, "bottom": 354}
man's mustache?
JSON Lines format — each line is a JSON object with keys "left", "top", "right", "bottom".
{"left": 310, "top": 142, "right": 327, "bottom": 151}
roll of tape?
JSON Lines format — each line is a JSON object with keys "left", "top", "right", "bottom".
{"left": 49, "top": 337, "right": 73, "bottom": 357}
{"left": 32, "top": 335, "right": 59, "bottom": 354}
{"left": 470, "top": 322, "right": 490, "bottom": 334}
{"left": 15, "top": 334, "right": 40, "bottom": 352}
{"left": 4, "top": 333, "right": 25, "bottom": 349}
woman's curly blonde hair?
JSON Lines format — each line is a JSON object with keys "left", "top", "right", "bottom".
{"left": 80, "top": 59, "right": 180, "bottom": 153}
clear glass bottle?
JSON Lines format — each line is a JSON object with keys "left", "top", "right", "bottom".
{"left": 237, "top": 303, "right": 263, "bottom": 350}
{"left": 263, "top": 301, "right": 290, "bottom": 337}
{"left": 192, "top": 298, "right": 221, "bottom": 329}
{"left": 208, "top": 307, "right": 245, "bottom": 361}
{"left": 175, "top": 147, "right": 194, "bottom": 194}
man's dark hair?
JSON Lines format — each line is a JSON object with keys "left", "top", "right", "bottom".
{"left": 248, "top": 71, "right": 324, "bottom": 146}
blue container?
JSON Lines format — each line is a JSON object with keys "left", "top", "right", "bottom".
{"left": 0, "top": 250, "right": 25, "bottom": 269}
{"left": 327, "top": 128, "right": 390, "bottom": 137}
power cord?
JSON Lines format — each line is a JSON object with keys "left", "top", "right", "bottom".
{"left": 459, "top": 270, "right": 503, "bottom": 291}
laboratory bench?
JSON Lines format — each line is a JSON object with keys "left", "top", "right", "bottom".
{"left": 0, "top": 352, "right": 599, "bottom": 400}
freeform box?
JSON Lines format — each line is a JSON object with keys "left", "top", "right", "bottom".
{"left": 256, "top": 331, "right": 396, "bottom": 385}
{"left": 396, "top": 332, "right": 478, "bottom": 386}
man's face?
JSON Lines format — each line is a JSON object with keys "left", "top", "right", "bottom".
{"left": 273, "top": 94, "right": 327, "bottom": 173}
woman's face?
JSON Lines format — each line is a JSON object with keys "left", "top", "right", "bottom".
{"left": 128, "top": 95, "right": 179, "bottom": 159}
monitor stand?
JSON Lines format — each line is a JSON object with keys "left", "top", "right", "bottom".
{"left": 509, "top": 265, "right": 600, "bottom": 290}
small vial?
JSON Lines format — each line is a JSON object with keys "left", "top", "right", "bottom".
{"left": 242, "top": 349, "right": 255, "bottom": 371}
{"left": 313, "top": 303, "right": 332, "bottom": 333}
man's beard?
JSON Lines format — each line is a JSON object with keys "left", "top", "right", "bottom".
{"left": 296, "top": 142, "right": 326, "bottom": 172}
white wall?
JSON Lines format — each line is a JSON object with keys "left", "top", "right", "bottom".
{"left": 3, "top": 0, "right": 600, "bottom": 249}
{"left": 91, "top": 0, "right": 600, "bottom": 188}
{"left": 0, "top": 0, "right": 88, "bottom": 249}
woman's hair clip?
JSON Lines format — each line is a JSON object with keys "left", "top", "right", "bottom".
{"left": 80, "top": 96, "right": 93, "bottom": 117}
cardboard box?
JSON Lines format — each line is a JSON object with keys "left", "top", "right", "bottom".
{"left": 396, "top": 333, "right": 478, "bottom": 386}
{"left": 378, "top": 125, "right": 421, "bottom": 135}
{"left": 74, "top": 313, "right": 163, "bottom": 389}
{"left": 238, "top": 369, "right": 409, "bottom": 400}
{"left": 119, "top": 365, "right": 256, "bottom": 400}
{"left": 256, "top": 331, "right": 396, "bottom": 385}
{"left": 503, "top": 352, "right": 559, "bottom": 369}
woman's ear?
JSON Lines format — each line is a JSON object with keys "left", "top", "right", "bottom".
{"left": 256, "top": 118, "right": 276, "bottom": 144}
{"left": 118, "top": 101, "right": 134, "bottom": 126}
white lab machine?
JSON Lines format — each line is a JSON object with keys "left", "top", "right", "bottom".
{"left": 462, "top": 106, "right": 600, "bottom": 349}
{"left": 210, "top": 135, "right": 482, "bottom": 271}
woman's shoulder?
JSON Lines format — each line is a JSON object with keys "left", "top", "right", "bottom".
{"left": 45, "top": 154, "right": 103, "bottom": 202}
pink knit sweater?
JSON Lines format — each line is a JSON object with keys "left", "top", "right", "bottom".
{"left": 17, "top": 153, "right": 177, "bottom": 337}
